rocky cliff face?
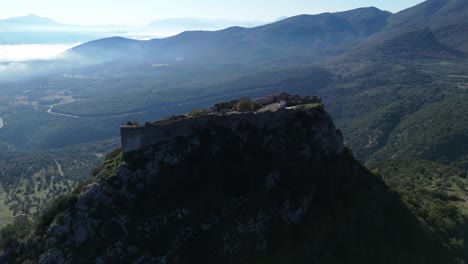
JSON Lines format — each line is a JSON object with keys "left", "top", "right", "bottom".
{"left": 1, "top": 103, "right": 453, "bottom": 263}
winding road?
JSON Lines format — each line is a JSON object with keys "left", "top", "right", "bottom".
{"left": 47, "top": 105, "right": 82, "bottom": 118}
{"left": 46, "top": 105, "right": 147, "bottom": 119}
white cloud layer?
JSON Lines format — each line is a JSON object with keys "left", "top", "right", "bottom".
{"left": 0, "top": 43, "right": 79, "bottom": 62}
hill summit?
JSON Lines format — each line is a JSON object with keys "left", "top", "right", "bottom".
{"left": 1, "top": 95, "right": 453, "bottom": 263}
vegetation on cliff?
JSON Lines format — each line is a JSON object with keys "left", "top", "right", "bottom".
{"left": 0, "top": 139, "right": 118, "bottom": 226}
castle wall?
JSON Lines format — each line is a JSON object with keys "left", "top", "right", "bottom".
{"left": 121, "top": 108, "right": 293, "bottom": 154}
{"left": 120, "top": 94, "right": 324, "bottom": 154}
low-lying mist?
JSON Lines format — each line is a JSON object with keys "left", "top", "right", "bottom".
{"left": 0, "top": 43, "right": 116, "bottom": 81}
{"left": 0, "top": 43, "right": 79, "bottom": 62}
{"left": 0, "top": 44, "right": 80, "bottom": 81}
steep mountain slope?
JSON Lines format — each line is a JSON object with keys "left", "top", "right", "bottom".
{"left": 370, "top": 95, "right": 468, "bottom": 169}
{"left": 241, "top": 7, "right": 390, "bottom": 49}
{"left": 0, "top": 99, "right": 454, "bottom": 263}
{"left": 318, "top": 0, "right": 468, "bottom": 166}
{"left": 340, "top": 27, "right": 463, "bottom": 62}
{"left": 332, "top": 0, "right": 467, "bottom": 64}
{"left": 313, "top": 53, "right": 466, "bottom": 160}
{"left": 386, "top": 0, "right": 468, "bottom": 52}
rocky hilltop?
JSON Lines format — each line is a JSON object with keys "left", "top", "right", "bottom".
{"left": 1, "top": 95, "right": 453, "bottom": 263}
{"left": 120, "top": 93, "right": 323, "bottom": 154}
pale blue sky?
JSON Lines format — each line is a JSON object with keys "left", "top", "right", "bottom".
{"left": 0, "top": 0, "right": 426, "bottom": 26}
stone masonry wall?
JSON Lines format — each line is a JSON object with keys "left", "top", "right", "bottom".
{"left": 120, "top": 105, "right": 339, "bottom": 156}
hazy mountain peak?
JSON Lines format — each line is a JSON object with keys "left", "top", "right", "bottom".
{"left": 0, "top": 13, "right": 61, "bottom": 26}
{"left": 25, "top": 13, "right": 42, "bottom": 18}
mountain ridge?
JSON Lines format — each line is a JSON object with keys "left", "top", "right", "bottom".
{"left": 68, "top": 7, "right": 392, "bottom": 64}
{"left": 66, "top": 1, "right": 467, "bottom": 67}
{"left": 145, "top": 18, "right": 264, "bottom": 33}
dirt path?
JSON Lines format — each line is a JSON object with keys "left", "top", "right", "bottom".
{"left": 54, "top": 159, "right": 65, "bottom": 176}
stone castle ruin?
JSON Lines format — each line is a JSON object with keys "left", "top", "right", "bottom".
{"left": 121, "top": 93, "right": 322, "bottom": 154}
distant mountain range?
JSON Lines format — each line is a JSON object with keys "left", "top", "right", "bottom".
{"left": 0, "top": 14, "right": 267, "bottom": 43}
{"left": 0, "top": 14, "right": 269, "bottom": 46}
{"left": 69, "top": 0, "right": 466, "bottom": 66}
{"left": 0, "top": 14, "right": 265, "bottom": 30}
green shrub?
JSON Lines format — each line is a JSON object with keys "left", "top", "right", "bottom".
{"left": 188, "top": 109, "right": 209, "bottom": 117}
{"left": 36, "top": 193, "right": 79, "bottom": 235}
{"left": 234, "top": 99, "right": 262, "bottom": 112}
{"left": 0, "top": 220, "right": 32, "bottom": 249}
{"left": 125, "top": 121, "right": 140, "bottom": 127}
{"left": 92, "top": 148, "right": 122, "bottom": 178}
